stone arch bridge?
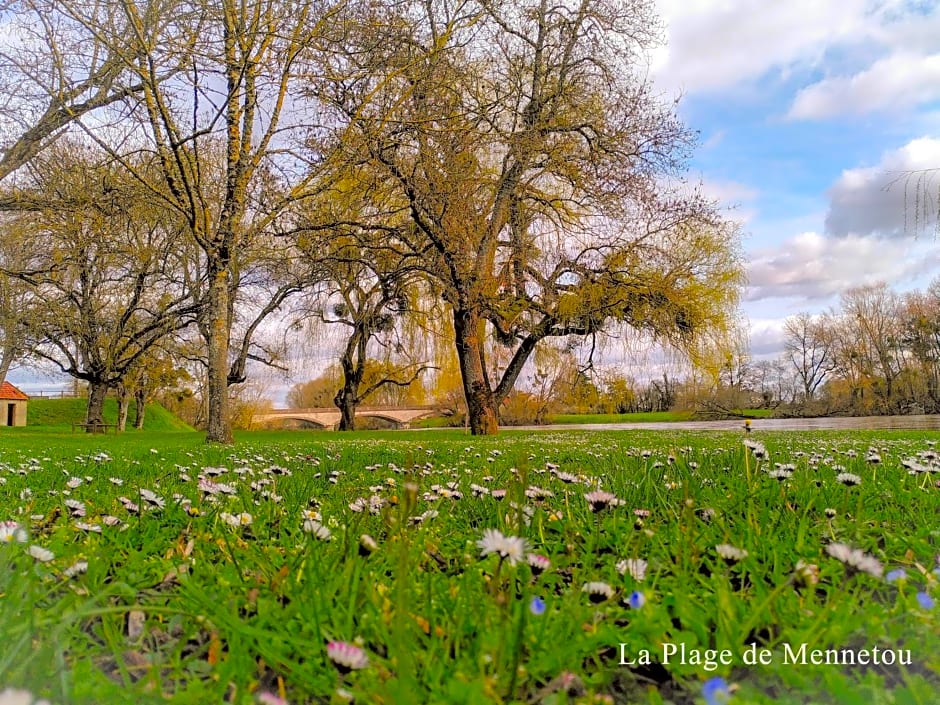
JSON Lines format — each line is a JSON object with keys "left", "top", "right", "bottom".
{"left": 254, "top": 405, "right": 440, "bottom": 430}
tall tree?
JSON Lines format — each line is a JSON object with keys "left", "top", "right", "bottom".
{"left": 8, "top": 146, "right": 198, "bottom": 429}
{"left": 58, "top": 0, "right": 339, "bottom": 442}
{"left": 319, "top": 0, "right": 743, "bottom": 434}
{"left": 783, "top": 312, "right": 835, "bottom": 404}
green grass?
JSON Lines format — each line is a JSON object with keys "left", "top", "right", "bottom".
{"left": 14, "top": 397, "right": 195, "bottom": 432}
{"left": 0, "top": 428, "right": 938, "bottom": 704}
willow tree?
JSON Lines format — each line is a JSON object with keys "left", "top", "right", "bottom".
{"left": 318, "top": 0, "right": 744, "bottom": 434}
{"left": 297, "top": 235, "right": 433, "bottom": 430}
{"left": 50, "top": 0, "right": 341, "bottom": 443}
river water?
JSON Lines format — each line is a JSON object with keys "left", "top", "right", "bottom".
{"left": 511, "top": 414, "right": 940, "bottom": 433}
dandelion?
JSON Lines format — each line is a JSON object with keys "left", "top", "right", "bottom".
{"left": 477, "top": 529, "right": 526, "bottom": 566}
{"left": 326, "top": 641, "right": 369, "bottom": 672}
{"left": 581, "top": 581, "right": 614, "bottom": 603}
{"left": 625, "top": 590, "right": 646, "bottom": 609}
{"left": 836, "top": 473, "right": 861, "bottom": 486}
{"left": 530, "top": 596, "right": 546, "bottom": 615}
{"left": 825, "top": 542, "right": 883, "bottom": 578}
{"left": 616, "top": 558, "right": 648, "bottom": 581}
{"left": 715, "top": 544, "right": 748, "bottom": 564}
{"left": 702, "top": 676, "right": 731, "bottom": 705}
{"left": 0, "top": 520, "right": 28, "bottom": 543}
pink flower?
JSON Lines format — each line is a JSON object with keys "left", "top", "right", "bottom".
{"left": 327, "top": 641, "right": 369, "bottom": 672}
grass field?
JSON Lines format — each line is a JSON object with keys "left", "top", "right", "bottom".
{"left": 0, "top": 426, "right": 938, "bottom": 704}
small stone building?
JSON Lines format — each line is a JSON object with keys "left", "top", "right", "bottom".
{"left": 0, "top": 381, "right": 27, "bottom": 426}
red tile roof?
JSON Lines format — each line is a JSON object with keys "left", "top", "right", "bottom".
{"left": 0, "top": 381, "right": 28, "bottom": 400}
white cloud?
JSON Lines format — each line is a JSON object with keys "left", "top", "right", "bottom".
{"left": 788, "top": 52, "right": 940, "bottom": 119}
{"left": 825, "top": 137, "right": 940, "bottom": 237}
{"left": 746, "top": 230, "right": 940, "bottom": 302}
{"left": 652, "top": 0, "right": 869, "bottom": 94}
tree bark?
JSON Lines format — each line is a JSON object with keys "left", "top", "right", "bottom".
{"left": 335, "top": 387, "right": 357, "bottom": 431}
{"left": 85, "top": 381, "right": 108, "bottom": 432}
{"left": 116, "top": 384, "right": 130, "bottom": 432}
{"left": 205, "top": 266, "right": 233, "bottom": 443}
{"left": 453, "top": 307, "right": 499, "bottom": 435}
{"left": 134, "top": 388, "right": 147, "bottom": 429}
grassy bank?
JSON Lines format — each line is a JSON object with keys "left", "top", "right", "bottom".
{"left": 0, "top": 428, "right": 937, "bottom": 704}
{"left": 12, "top": 397, "right": 195, "bottom": 432}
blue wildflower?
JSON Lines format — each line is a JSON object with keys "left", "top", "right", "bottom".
{"left": 702, "top": 676, "right": 731, "bottom": 705}
{"left": 916, "top": 592, "right": 935, "bottom": 609}
{"left": 885, "top": 569, "right": 907, "bottom": 583}
{"left": 530, "top": 596, "right": 546, "bottom": 615}
{"left": 627, "top": 591, "right": 646, "bottom": 609}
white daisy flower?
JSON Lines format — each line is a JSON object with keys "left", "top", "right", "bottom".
{"left": 28, "top": 544, "right": 54, "bottom": 562}
{"left": 63, "top": 560, "right": 89, "bottom": 578}
{"left": 825, "top": 542, "right": 883, "bottom": 578}
{"left": 326, "top": 641, "right": 368, "bottom": 672}
{"left": 616, "top": 558, "right": 648, "bottom": 581}
{"left": 835, "top": 473, "right": 861, "bottom": 486}
{"left": 0, "top": 520, "right": 28, "bottom": 543}
{"left": 0, "top": 688, "right": 52, "bottom": 705}
{"left": 715, "top": 544, "right": 748, "bottom": 563}
{"left": 581, "top": 581, "right": 615, "bottom": 603}
{"left": 477, "top": 528, "right": 527, "bottom": 566}
{"left": 303, "top": 519, "right": 332, "bottom": 541}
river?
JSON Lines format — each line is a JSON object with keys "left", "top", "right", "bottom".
{"left": 509, "top": 414, "right": 940, "bottom": 432}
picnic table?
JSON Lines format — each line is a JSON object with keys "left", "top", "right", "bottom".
{"left": 71, "top": 422, "right": 118, "bottom": 434}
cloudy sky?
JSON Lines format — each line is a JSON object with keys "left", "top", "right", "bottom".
{"left": 652, "top": 0, "right": 940, "bottom": 356}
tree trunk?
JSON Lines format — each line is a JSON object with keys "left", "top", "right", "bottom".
{"left": 335, "top": 387, "right": 357, "bottom": 431}
{"left": 453, "top": 307, "right": 499, "bottom": 435}
{"left": 205, "top": 266, "right": 233, "bottom": 443}
{"left": 133, "top": 388, "right": 147, "bottom": 429}
{"left": 85, "top": 381, "right": 108, "bottom": 432}
{"left": 116, "top": 384, "right": 130, "bottom": 432}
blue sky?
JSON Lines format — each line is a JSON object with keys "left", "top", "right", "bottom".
{"left": 652, "top": 0, "right": 940, "bottom": 355}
